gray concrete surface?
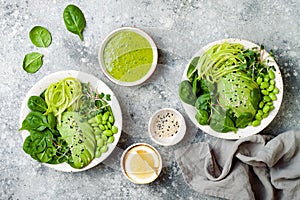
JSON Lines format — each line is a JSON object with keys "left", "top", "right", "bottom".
{"left": 0, "top": 0, "right": 299, "bottom": 199}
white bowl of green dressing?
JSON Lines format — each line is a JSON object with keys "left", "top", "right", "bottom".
{"left": 99, "top": 27, "right": 158, "bottom": 86}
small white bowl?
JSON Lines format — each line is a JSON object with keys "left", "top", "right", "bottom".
{"left": 148, "top": 108, "right": 186, "bottom": 146}
{"left": 98, "top": 27, "right": 158, "bottom": 86}
{"left": 120, "top": 143, "right": 162, "bottom": 184}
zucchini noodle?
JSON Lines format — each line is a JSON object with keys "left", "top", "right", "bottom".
{"left": 44, "top": 77, "right": 82, "bottom": 124}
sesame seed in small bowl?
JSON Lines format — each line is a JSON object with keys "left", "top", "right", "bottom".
{"left": 148, "top": 108, "right": 186, "bottom": 146}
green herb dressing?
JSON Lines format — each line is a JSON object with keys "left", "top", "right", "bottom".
{"left": 103, "top": 30, "right": 153, "bottom": 82}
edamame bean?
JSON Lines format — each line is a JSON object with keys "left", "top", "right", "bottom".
{"left": 100, "top": 145, "right": 108, "bottom": 153}
{"left": 256, "top": 77, "right": 263, "bottom": 85}
{"left": 263, "top": 105, "right": 270, "bottom": 113}
{"left": 95, "top": 151, "right": 101, "bottom": 158}
{"left": 268, "top": 70, "right": 275, "bottom": 79}
{"left": 95, "top": 115, "right": 102, "bottom": 124}
{"left": 260, "top": 82, "right": 269, "bottom": 89}
{"left": 262, "top": 113, "right": 269, "bottom": 118}
{"left": 111, "top": 125, "right": 118, "bottom": 134}
{"left": 107, "top": 122, "right": 112, "bottom": 129}
{"left": 107, "top": 136, "right": 114, "bottom": 144}
{"left": 102, "top": 135, "right": 108, "bottom": 141}
{"left": 102, "top": 112, "right": 109, "bottom": 121}
{"left": 104, "top": 125, "right": 108, "bottom": 130}
{"left": 273, "top": 87, "right": 279, "bottom": 94}
{"left": 259, "top": 101, "right": 264, "bottom": 109}
{"left": 91, "top": 123, "right": 98, "bottom": 127}
{"left": 263, "top": 96, "right": 271, "bottom": 102}
{"left": 97, "top": 139, "right": 104, "bottom": 147}
{"left": 103, "top": 130, "right": 113, "bottom": 136}
{"left": 99, "top": 124, "right": 105, "bottom": 130}
{"left": 261, "top": 90, "right": 269, "bottom": 95}
{"left": 252, "top": 120, "right": 261, "bottom": 127}
{"left": 95, "top": 135, "right": 101, "bottom": 140}
{"left": 255, "top": 114, "right": 262, "bottom": 120}
{"left": 264, "top": 75, "right": 270, "bottom": 82}
{"left": 257, "top": 110, "right": 264, "bottom": 116}
{"left": 269, "top": 93, "right": 277, "bottom": 101}
{"left": 270, "top": 80, "right": 275, "bottom": 85}
{"left": 108, "top": 116, "right": 114, "bottom": 123}
{"left": 267, "top": 85, "right": 274, "bottom": 91}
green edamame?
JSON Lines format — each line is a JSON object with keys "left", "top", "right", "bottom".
{"left": 268, "top": 70, "right": 275, "bottom": 79}
{"left": 97, "top": 139, "right": 104, "bottom": 147}
{"left": 103, "top": 130, "right": 113, "bottom": 136}
{"left": 269, "top": 93, "right": 277, "bottom": 101}
{"left": 260, "top": 82, "right": 269, "bottom": 89}
{"left": 256, "top": 77, "right": 263, "bottom": 85}
{"left": 252, "top": 120, "right": 261, "bottom": 127}
{"left": 99, "top": 124, "right": 105, "bottom": 130}
{"left": 111, "top": 125, "right": 118, "bottom": 134}
{"left": 263, "top": 105, "right": 270, "bottom": 113}
{"left": 100, "top": 145, "right": 108, "bottom": 153}
{"left": 261, "top": 90, "right": 269, "bottom": 95}
{"left": 95, "top": 151, "right": 101, "bottom": 158}
{"left": 273, "top": 87, "right": 279, "bottom": 94}
{"left": 259, "top": 101, "right": 264, "bottom": 109}
{"left": 107, "top": 136, "right": 114, "bottom": 143}
{"left": 263, "top": 96, "right": 271, "bottom": 102}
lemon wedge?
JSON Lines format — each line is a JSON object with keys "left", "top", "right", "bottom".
{"left": 124, "top": 145, "right": 160, "bottom": 184}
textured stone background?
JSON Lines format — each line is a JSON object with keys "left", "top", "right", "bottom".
{"left": 0, "top": 0, "right": 299, "bottom": 199}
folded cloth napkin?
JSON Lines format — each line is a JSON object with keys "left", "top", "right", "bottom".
{"left": 174, "top": 130, "right": 300, "bottom": 200}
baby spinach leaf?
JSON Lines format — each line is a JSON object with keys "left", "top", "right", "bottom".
{"left": 195, "top": 93, "right": 211, "bottom": 111}
{"left": 187, "top": 56, "right": 199, "bottom": 82}
{"left": 250, "top": 88, "right": 262, "bottom": 110}
{"left": 236, "top": 112, "right": 253, "bottom": 128}
{"left": 179, "top": 80, "right": 197, "bottom": 106}
{"left": 195, "top": 109, "right": 209, "bottom": 125}
{"left": 63, "top": 4, "right": 86, "bottom": 41}
{"left": 19, "top": 111, "right": 49, "bottom": 131}
{"left": 27, "top": 96, "right": 48, "bottom": 113}
{"left": 210, "top": 108, "right": 237, "bottom": 133}
{"left": 47, "top": 113, "right": 57, "bottom": 129}
{"left": 23, "top": 52, "right": 43, "bottom": 73}
{"left": 29, "top": 26, "right": 52, "bottom": 48}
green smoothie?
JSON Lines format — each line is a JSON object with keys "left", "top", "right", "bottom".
{"left": 103, "top": 30, "right": 154, "bottom": 82}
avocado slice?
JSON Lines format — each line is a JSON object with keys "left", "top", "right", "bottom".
{"left": 57, "top": 111, "right": 96, "bottom": 168}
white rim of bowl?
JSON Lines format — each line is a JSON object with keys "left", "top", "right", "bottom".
{"left": 120, "top": 143, "right": 162, "bottom": 184}
{"left": 148, "top": 108, "right": 186, "bottom": 146}
{"left": 98, "top": 27, "right": 158, "bottom": 86}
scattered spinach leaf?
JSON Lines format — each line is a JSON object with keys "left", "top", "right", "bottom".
{"left": 29, "top": 26, "right": 52, "bottom": 48}
{"left": 23, "top": 52, "right": 43, "bottom": 73}
{"left": 210, "top": 107, "right": 237, "bottom": 133}
{"left": 187, "top": 56, "right": 199, "bottom": 82}
{"left": 47, "top": 113, "right": 57, "bottom": 129}
{"left": 27, "top": 96, "right": 48, "bottom": 113}
{"left": 63, "top": 4, "right": 86, "bottom": 41}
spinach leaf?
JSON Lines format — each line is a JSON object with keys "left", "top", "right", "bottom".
{"left": 27, "top": 96, "right": 48, "bottom": 113}
{"left": 40, "top": 89, "right": 46, "bottom": 100}
{"left": 23, "top": 52, "right": 43, "bottom": 73}
{"left": 250, "top": 88, "right": 262, "bottom": 110}
{"left": 23, "top": 136, "right": 34, "bottom": 155}
{"left": 195, "top": 93, "right": 211, "bottom": 111}
{"left": 210, "top": 107, "right": 237, "bottom": 133}
{"left": 179, "top": 80, "right": 197, "bottom": 106}
{"left": 63, "top": 4, "right": 86, "bottom": 41}
{"left": 195, "top": 109, "right": 209, "bottom": 125}
{"left": 47, "top": 113, "right": 57, "bottom": 129}
{"left": 19, "top": 111, "right": 49, "bottom": 131}
{"left": 187, "top": 56, "right": 199, "bottom": 82}
{"left": 29, "top": 26, "right": 52, "bottom": 48}
{"left": 236, "top": 112, "right": 253, "bottom": 128}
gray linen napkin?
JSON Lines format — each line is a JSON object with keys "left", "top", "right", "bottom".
{"left": 174, "top": 130, "right": 300, "bottom": 200}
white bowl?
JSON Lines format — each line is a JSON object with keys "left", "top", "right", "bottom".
{"left": 98, "top": 27, "right": 158, "bottom": 86}
{"left": 19, "top": 70, "right": 122, "bottom": 172}
{"left": 181, "top": 39, "right": 283, "bottom": 140}
{"left": 120, "top": 143, "right": 162, "bottom": 184}
{"left": 148, "top": 108, "right": 186, "bottom": 146}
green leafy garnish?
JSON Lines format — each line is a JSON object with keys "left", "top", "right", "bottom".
{"left": 29, "top": 26, "right": 52, "bottom": 48}
{"left": 22, "top": 52, "right": 44, "bottom": 73}
{"left": 63, "top": 4, "right": 86, "bottom": 41}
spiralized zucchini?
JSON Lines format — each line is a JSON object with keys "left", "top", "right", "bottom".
{"left": 44, "top": 77, "right": 82, "bottom": 124}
